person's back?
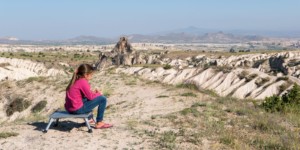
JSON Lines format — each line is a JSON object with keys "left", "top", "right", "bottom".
{"left": 64, "top": 64, "right": 113, "bottom": 129}
{"left": 65, "top": 78, "right": 100, "bottom": 112}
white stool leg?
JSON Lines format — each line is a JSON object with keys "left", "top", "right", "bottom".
{"left": 84, "top": 118, "right": 93, "bottom": 133}
{"left": 44, "top": 118, "right": 54, "bottom": 133}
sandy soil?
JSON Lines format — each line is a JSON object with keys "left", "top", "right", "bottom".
{"left": 0, "top": 71, "right": 209, "bottom": 150}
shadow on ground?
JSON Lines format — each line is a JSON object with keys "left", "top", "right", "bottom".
{"left": 28, "top": 120, "right": 89, "bottom": 133}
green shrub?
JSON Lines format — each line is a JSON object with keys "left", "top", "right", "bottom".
{"left": 261, "top": 84, "right": 300, "bottom": 113}
{"left": 261, "top": 95, "right": 284, "bottom": 112}
{"left": 31, "top": 100, "right": 47, "bottom": 113}
{"left": 282, "top": 83, "right": 300, "bottom": 107}
{"left": 6, "top": 98, "right": 31, "bottom": 116}
{"left": 163, "top": 64, "right": 172, "bottom": 70}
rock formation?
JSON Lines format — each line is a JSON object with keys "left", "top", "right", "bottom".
{"left": 94, "top": 37, "right": 136, "bottom": 69}
{"left": 116, "top": 50, "right": 300, "bottom": 100}
{"left": 94, "top": 37, "right": 170, "bottom": 69}
{"left": 0, "top": 57, "right": 65, "bottom": 81}
{"left": 116, "top": 66, "right": 298, "bottom": 100}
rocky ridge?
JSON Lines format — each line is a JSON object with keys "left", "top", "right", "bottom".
{"left": 116, "top": 51, "right": 300, "bottom": 100}
{"left": 0, "top": 57, "right": 65, "bottom": 81}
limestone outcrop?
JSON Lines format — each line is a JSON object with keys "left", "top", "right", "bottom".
{"left": 189, "top": 51, "right": 300, "bottom": 78}
{"left": 116, "top": 66, "right": 299, "bottom": 100}
{"left": 0, "top": 57, "right": 65, "bottom": 81}
{"left": 102, "top": 49, "right": 300, "bottom": 100}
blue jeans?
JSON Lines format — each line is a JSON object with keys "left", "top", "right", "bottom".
{"left": 72, "top": 96, "right": 107, "bottom": 122}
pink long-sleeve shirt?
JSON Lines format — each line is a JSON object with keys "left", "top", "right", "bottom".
{"left": 65, "top": 78, "right": 101, "bottom": 112}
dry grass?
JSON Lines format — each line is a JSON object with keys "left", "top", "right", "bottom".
{"left": 1, "top": 51, "right": 98, "bottom": 70}
{"left": 0, "top": 132, "right": 19, "bottom": 139}
{"left": 138, "top": 93, "right": 300, "bottom": 149}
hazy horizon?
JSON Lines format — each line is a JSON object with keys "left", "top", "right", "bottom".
{"left": 0, "top": 0, "right": 299, "bottom": 40}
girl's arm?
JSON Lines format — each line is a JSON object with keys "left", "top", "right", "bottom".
{"left": 80, "top": 79, "right": 101, "bottom": 100}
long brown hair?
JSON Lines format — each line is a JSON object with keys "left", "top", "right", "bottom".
{"left": 66, "top": 64, "right": 95, "bottom": 91}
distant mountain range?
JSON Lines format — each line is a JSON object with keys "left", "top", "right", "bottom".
{"left": 127, "top": 31, "right": 266, "bottom": 43}
{"left": 1, "top": 26, "right": 299, "bottom": 45}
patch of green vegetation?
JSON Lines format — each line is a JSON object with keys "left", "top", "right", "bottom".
{"left": 176, "top": 83, "right": 198, "bottom": 91}
{"left": 0, "top": 132, "right": 19, "bottom": 139}
{"left": 158, "top": 131, "right": 177, "bottom": 149}
{"left": 220, "top": 134, "right": 235, "bottom": 146}
{"left": 6, "top": 97, "right": 31, "bottom": 116}
{"left": 164, "top": 114, "right": 178, "bottom": 122}
{"left": 180, "top": 107, "right": 201, "bottom": 117}
{"left": 261, "top": 84, "right": 300, "bottom": 113}
{"left": 180, "top": 92, "right": 197, "bottom": 97}
{"left": 215, "top": 96, "right": 237, "bottom": 104}
{"left": 144, "top": 129, "right": 157, "bottom": 137}
{"left": 25, "top": 76, "right": 47, "bottom": 83}
{"left": 191, "top": 102, "right": 207, "bottom": 107}
{"left": 276, "top": 76, "right": 289, "bottom": 81}
{"left": 185, "top": 132, "right": 202, "bottom": 145}
{"left": 251, "top": 136, "right": 291, "bottom": 150}
{"left": 251, "top": 116, "right": 286, "bottom": 133}
{"left": 235, "top": 109, "right": 247, "bottom": 116}
{"left": 156, "top": 95, "right": 169, "bottom": 98}
{"left": 201, "top": 89, "right": 219, "bottom": 97}
{"left": 31, "top": 100, "right": 47, "bottom": 113}
{"left": 163, "top": 64, "right": 172, "bottom": 70}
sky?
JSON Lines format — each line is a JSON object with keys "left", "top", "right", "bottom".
{"left": 0, "top": 0, "right": 299, "bottom": 40}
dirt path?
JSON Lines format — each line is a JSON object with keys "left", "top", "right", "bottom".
{"left": 0, "top": 71, "right": 209, "bottom": 150}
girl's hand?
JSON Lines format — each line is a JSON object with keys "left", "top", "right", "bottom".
{"left": 95, "top": 89, "right": 101, "bottom": 94}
